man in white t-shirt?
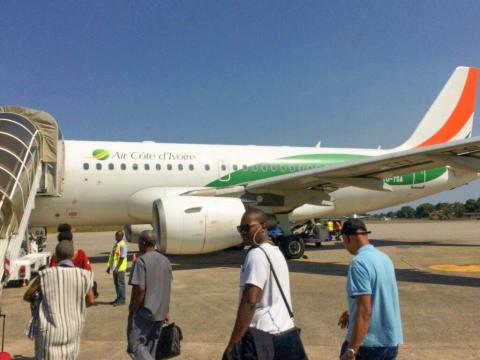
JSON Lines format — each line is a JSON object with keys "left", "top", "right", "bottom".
{"left": 224, "top": 208, "right": 307, "bottom": 360}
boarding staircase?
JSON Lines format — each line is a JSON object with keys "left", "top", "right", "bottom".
{"left": 0, "top": 107, "right": 61, "bottom": 285}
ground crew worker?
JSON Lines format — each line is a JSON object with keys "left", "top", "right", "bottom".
{"left": 334, "top": 220, "right": 342, "bottom": 240}
{"left": 327, "top": 219, "right": 334, "bottom": 241}
{"left": 107, "top": 231, "right": 128, "bottom": 306}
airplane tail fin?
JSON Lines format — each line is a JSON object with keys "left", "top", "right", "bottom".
{"left": 397, "top": 66, "right": 479, "bottom": 149}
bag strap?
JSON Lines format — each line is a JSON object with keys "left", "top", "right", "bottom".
{"left": 256, "top": 245, "right": 294, "bottom": 319}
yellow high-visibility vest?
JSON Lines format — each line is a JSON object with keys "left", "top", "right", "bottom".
{"left": 108, "top": 240, "right": 128, "bottom": 272}
{"left": 327, "top": 221, "right": 334, "bottom": 232}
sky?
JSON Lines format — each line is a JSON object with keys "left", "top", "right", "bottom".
{"left": 1, "top": 1, "right": 479, "bottom": 210}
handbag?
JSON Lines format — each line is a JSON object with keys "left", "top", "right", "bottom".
{"left": 156, "top": 322, "right": 183, "bottom": 359}
{"left": 228, "top": 245, "right": 306, "bottom": 360}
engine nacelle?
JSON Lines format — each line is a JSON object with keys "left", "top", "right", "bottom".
{"left": 153, "top": 196, "right": 245, "bottom": 254}
{"left": 124, "top": 224, "right": 153, "bottom": 243}
{"left": 289, "top": 203, "right": 335, "bottom": 222}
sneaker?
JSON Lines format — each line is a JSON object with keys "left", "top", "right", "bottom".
{"left": 109, "top": 299, "right": 118, "bottom": 305}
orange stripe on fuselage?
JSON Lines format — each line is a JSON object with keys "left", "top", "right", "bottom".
{"left": 417, "top": 67, "right": 479, "bottom": 148}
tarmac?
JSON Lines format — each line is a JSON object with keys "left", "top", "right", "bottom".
{"left": 1, "top": 220, "right": 479, "bottom": 359}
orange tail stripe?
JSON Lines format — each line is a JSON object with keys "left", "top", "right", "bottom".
{"left": 417, "top": 67, "right": 479, "bottom": 148}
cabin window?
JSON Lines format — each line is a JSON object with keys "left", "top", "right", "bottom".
{"left": 271, "top": 164, "right": 277, "bottom": 171}
{"left": 156, "top": 164, "right": 161, "bottom": 171}
{"left": 189, "top": 164, "right": 194, "bottom": 171}
{"left": 205, "top": 164, "right": 210, "bottom": 171}
{"left": 261, "top": 164, "right": 268, "bottom": 172}
{"left": 298, "top": 164, "right": 305, "bottom": 171}
{"left": 132, "top": 163, "right": 138, "bottom": 170}
{"left": 178, "top": 164, "right": 184, "bottom": 171}
{"left": 96, "top": 163, "right": 102, "bottom": 170}
{"left": 144, "top": 164, "right": 150, "bottom": 170}
{"left": 280, "top": 165, "right": 286, "bottom": 172}
{"left": 232, "top": 164, "right": 238, "bottom": 171}
{"left": 108, "top": 163, "right": 114, "bottom": 170}
{"left": 289, "top": 164, "right": 296, "bottom": 172}
{"left": 252, "top": 165, "right": 258, "bottom": 172}
{"left": 167, "top": 164, "right": 173, "bottom": 170}
{"left": 242, "top": 165, "right": 248, "bottom": 171}
{"left": 83, "top": 163, "right": 89, "bottom": 170}
{"left": 121, "top": 163, "right": 126, "bottom": 170}
{"left": 221, "top": 164, "right": 227, "bottom": 171}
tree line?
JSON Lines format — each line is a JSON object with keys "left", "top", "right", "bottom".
{"left": 373, "top": 198, "right": 480, "bottom": 220}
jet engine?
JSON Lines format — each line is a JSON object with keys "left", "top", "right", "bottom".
{"left": 152, "top": 196, "right": 245, "bottom": 254}
{"left": 124, "top": 224, "right": 153, "bottom": 243}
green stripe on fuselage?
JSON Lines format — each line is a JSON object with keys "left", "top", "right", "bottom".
{"left": 206, "top": 153, "right": 447, "bottom": 188}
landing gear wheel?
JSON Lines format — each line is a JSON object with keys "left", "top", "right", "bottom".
{"left": 280, "top": 235, "right": 305, "bottom": 260}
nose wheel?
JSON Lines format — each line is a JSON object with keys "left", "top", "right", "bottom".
{"left": 280, "top": 235, "right": 305, "bottom": 259}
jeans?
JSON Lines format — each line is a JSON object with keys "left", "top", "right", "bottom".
{"left": 340, "top": 341, "right": 398, "bottom": 360}
{"left": 273, "top": 328, "right": 308, "bottom": 360}
{"left": 113, "top": 271, "right": 126, "bottom": 303}
{"left": 127, "top": 310, "right": 163, "bottom": 360}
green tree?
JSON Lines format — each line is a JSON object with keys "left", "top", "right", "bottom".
{"left": 434, "top": 202, "right": 451, "bottom": 219}
{"left": 415, "top": 203, "right": 435, "bottom": 218}
{"left": 397, "top": 206, "right": 415, "bottom": 218}
{"left": 451, "top": 202, "right": 465, "bottom": 218}
{"left": 465, "top": 199, "right": 478, "bottom": 212}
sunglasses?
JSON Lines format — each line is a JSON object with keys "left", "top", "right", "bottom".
{"left": 236, "top": 222, "right": 263, "bottom": 234}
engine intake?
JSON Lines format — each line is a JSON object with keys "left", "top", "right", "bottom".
{"left": 153, "top": 196, "right": 245, "bottom": 254}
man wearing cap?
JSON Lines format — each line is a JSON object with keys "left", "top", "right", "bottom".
{"left": 338, "top": 219, "right": 403, "bottom": 360}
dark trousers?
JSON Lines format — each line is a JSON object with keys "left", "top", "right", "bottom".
{"left": 224, "top": 328, "right": 308, "bottom": 360}
{"left": 273, "top": 329, "right": 308, "bottom": 360}
{"left": 127, "top": 311, "right": 163, "bottom": 360}
{"left": 340, "top": 341, "right": 398, "bottom": 360}
{"left": 113, "top": 271, "right": 126, "bottom": 303}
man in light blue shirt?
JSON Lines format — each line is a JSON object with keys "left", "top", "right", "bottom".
{"left": 338, "top": 219, "right": 403, "bottom": 360}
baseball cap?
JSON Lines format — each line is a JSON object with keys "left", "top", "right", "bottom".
{"left": 341, "top": 218, "right": 371, "bottom": 235}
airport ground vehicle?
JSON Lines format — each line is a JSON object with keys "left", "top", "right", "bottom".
{"left": 273, "top": 220, "right": 342, "bottom": 259}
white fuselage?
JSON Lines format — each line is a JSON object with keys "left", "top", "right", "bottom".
{"left": 30, "top": 140, "right": 478, "bottom": 226}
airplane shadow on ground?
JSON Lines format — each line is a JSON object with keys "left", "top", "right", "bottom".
{"left": 305, "top": 238, "right": 480, "bottom": 252}
{"left": 88, "top": 251, "right": 138, "bottom": 264}
{"left": 87, "top": 246, "right": 480, "bottom": 288}
{"left": 169, "top": 249, "right": 480, "bottom": 288}
{"left": 290, "top": 261, "right": 480, "bottom": 288}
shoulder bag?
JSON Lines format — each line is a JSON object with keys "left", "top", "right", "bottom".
{"left": 156, "top": 322, "right": 183, "bottom": 359}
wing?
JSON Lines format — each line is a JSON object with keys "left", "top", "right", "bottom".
{"left": 186, "top": 137, "right": 480, "bottom": 196}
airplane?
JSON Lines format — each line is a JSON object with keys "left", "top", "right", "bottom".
{"left": 2, "top": 66, "right": 480, "bottom": 261}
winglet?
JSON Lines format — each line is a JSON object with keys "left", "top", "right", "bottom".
{"left": 397, "top": 67, "right": 479, "bottom": 149}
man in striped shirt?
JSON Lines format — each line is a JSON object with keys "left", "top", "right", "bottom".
{"left": 24, "top": 240, "right": 95, "bottom": 359}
